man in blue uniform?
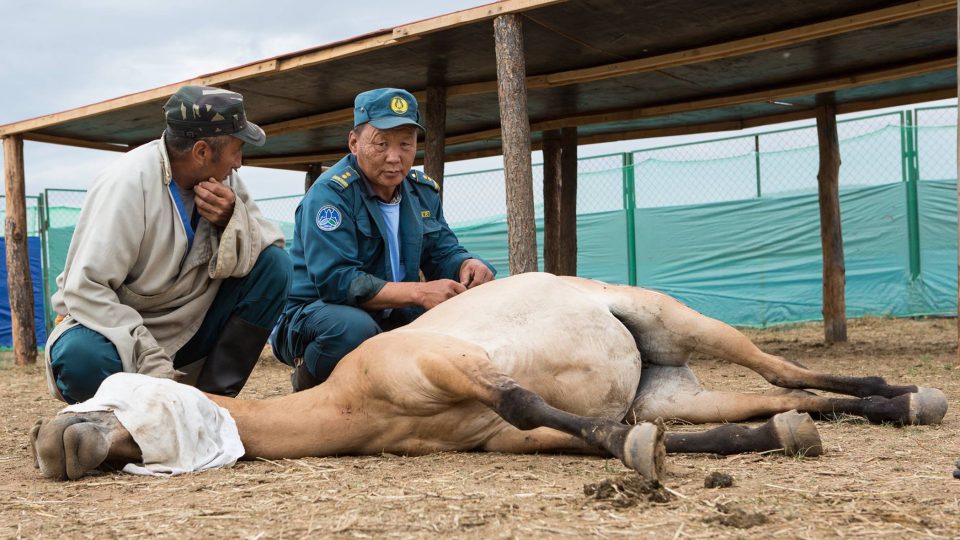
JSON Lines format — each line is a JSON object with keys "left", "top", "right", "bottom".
{"left": 271, "top": 88, "right": 496, "bottom": 391}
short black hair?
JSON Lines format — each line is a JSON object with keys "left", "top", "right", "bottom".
{"left": 164, "top": 131, "right": 232, "bottom": 159}
{"left": 351, "top": 123, "right": 370, "bottom": 137}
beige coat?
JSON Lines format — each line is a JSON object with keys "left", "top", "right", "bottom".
{"left": 44, "top": 135, "right": 284, "bottom": 401}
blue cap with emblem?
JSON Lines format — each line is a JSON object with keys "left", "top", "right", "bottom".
{"left": 353, "top": 88, "right": 424, "bottom": 131}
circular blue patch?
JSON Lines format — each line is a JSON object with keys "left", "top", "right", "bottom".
{"left": 316, "top": 205, "right": 342, "bottom": 231}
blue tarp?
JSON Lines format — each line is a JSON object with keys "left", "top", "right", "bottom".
{"left": 0, "top": 236, "right": 47, "bottom": 347}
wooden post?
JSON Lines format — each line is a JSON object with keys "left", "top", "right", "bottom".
{"left": 304, "top": 163, "right": 323, "bottom": 192}
{"left": 3, "top": 135, "right": 38, "bottom": 365}
{"left": 558, "top": 126, "right": 578, "bottom": 276}
{"left": 542, "top": 130, "right": 561, "bottom": 273}
{"left": 424, "top": 85, "right": 447, "bottom": 195}
{"left": 815, "top": 97, "right": 847, "bottom": 344}
{"left": 494, "top": 14, "right": 538, "bottom": 274}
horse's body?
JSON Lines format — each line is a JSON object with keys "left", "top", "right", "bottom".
{"left": 32, "top": 273, "right": 947, "bottom": 481}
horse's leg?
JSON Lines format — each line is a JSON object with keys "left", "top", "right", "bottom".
{"left": 416, "top": 349, "right": 666, "bottom": 481}
{"left": 586, "top": 281, "right": 946, "bottom": 422}
{"left": 30, "top": 412, "right": 141, "bottom": 480}
{"left": 631, "top": 365, "right": 943, "bottom": 433}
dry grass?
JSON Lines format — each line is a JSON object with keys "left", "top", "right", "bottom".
{"left": 1, "top": 317, "right": 958, "bottom": 539}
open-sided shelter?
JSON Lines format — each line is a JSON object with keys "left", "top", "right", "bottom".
{"left": 1, "top": 0, "right": 958, "bottom": 365}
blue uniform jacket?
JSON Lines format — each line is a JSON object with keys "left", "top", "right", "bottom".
{"left": 286, "top": 154, "right": 495, "bottom": 310}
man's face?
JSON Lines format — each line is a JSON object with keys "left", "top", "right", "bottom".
{"left": 348, "top": 124, "right": 418, "bottom": 196}
{"left": 204, "top": 136, "right": 245, "bottom": 183}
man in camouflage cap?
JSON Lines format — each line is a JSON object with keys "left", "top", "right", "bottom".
{"left": 44, "top": 85, "right": 292, "bottom": 404}
{"left": 270, "top": 88, "right": 495, "bottom": 392}
{"left": 163, "top": 86, "right": 266, "bottom": 145}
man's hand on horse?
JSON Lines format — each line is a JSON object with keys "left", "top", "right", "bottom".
{"left": 418, "top": 279, "right": 466, "bottom": 310}
{"left": 459, "top": 259, "right": 494, "bottom": 289}
{"left": 194, "top": 178, "right": 236, "bottom": 228}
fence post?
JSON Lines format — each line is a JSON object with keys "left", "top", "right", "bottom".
{"left": 754, "top": 135, "right": 762, "bottom": 197}
{"left": 621, "top": 152, "right": 637, "bottom": 286}
{"left": 901, "top": 110, "right": 921, "bottom": 280}
{"left": 38, "top": 191, "right": 53, "bottom": 333}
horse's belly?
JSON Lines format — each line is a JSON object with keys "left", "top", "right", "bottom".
{"left": 411, "top": 274, "right": 641, "bottom": 420}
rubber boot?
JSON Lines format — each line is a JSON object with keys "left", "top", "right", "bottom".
{"left": 194, "top": 316, "right": 271, "bottom": 397}
{"left": 290, "top": 357, "right": 322, "bottom": 393}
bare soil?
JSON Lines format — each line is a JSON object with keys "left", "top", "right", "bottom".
{"left": 1, "top": 317, "right": 958, "bottom": 539}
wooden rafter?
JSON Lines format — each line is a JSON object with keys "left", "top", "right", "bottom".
{"left": 251, "top": 0, "right": 957, "bottom": 141}
{"left": 1, "top": 0, "right": 947, "bottom": 142}
{"left": 0, "top": 0, "right": 564, "bottom": 138}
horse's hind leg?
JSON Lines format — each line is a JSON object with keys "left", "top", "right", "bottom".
{"left": 416, "top": 350, "right": 666, "bottom": 481}
{"left": 31, "top": 411, "right": 141, "bottom": 480}
{"left": 598, "top": 282, "right": 944, "bottom": 415}
{"left": 632, "top": 364, "right": 944, "bottom": 431}
{"left": 627, "top": 365, "right": 823, "bottom": 456}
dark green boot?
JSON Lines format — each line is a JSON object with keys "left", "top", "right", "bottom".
{"left": 194, "top": 316, "right": 271, "bottom": 397}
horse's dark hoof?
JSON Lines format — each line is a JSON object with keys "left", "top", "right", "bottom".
{"left": 908, "top": 388, "right": 947, "bottom": 425}
{"left": 771, "top": 410, "right": 823, "bottom": 457}
{"left": 621, "top": 421, "right": 665, "bottom": 482}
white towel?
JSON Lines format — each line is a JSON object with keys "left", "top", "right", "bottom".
{"left": 62, "top": 372, "right": 245, "bottom": 476}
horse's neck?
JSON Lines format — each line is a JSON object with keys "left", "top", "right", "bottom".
{"left": 215, "top": 384, "right": 366, "bottom": 459}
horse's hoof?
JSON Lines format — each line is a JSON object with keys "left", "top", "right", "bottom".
{"left": 908, "top": 388, "right": 947, "bottom": 425}
{"left": 621, "top": 421, "right": 666, "bottom": 482}
{"left": 63, "top": 422, "right": 110, "bottom": 480}
{"left": 29, "top": 420, "right": 43, "bottom": 469}
{"left": 771, "top": 410, "right": 823, "bottom": 457}
{"left": 34, "top": 415, "right": 110, "bottom": 480}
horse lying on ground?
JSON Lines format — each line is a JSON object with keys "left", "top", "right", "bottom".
{"left": 31, "top": 273, "right": 947, "bottom": 481}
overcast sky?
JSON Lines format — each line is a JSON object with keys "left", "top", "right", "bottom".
{"left": 1, "top": 1, "right": 954, "bottom": 201}
{"left": 0, "top": 0, "right": 494, "bottom": 199}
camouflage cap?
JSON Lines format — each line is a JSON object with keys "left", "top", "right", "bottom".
{"left": 163, "top": 86, "right": 266, "bottom": 146}
{"left": 354, "top": 88, "right": 424, "bottom": 131}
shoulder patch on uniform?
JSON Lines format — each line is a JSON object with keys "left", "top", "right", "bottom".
{"left": 420, "top": 210, "right": 431, "bottom": 218}
{"left": 410, "top": 170, "right": 440, "bottom": 192}
{"left": 316, "top": 205, "right": 343, "bottom": 231}
{"left": 327, "top": 166, "right": 360, "bottom": 191}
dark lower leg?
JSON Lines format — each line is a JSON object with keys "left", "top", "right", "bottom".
{"left": 493, "top": 384, "right": 633, "bottom": 460}
{"left": 666, "top": 423, "right": 780, "bottom": 455}
{"left": 816, "top": 395, "right": 912, "bottom": 425}
{"left": 764, "top": 368, "right": 917, "bottom": 399}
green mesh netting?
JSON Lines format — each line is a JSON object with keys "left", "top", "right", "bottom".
{"left": 34, "top": 113, "right": 960, "bottom": 330}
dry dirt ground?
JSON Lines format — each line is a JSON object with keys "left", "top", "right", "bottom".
{"left": 1, "top": 317, "right": 958, "bottom": 539}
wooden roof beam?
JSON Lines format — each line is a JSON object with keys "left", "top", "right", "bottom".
{"left": 5, "top": 0, "right": 947, "bottom": 142}
{"left": 392, "top": 0, "right": 566, "bottom": 41}
{"left": 243, "top": 83, "right": 957, "bottom": 170}
{"left": 441, "top": 64, "right": 956, "bottom": 151}
{"left": 21, "top": 133, "right": 130, "bottom": 152}
{"left": 257, "top": 0, "right": 955, "bottom": 137}
{"left": 530, "top": 56, "right": 956, "bottom": 132}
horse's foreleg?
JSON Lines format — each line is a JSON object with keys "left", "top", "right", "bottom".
{"left": 416, "top": 350, "right": 666, "bottom": 481}
{"left": 665, "top": 411, "right": 823, "bottom": 456}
